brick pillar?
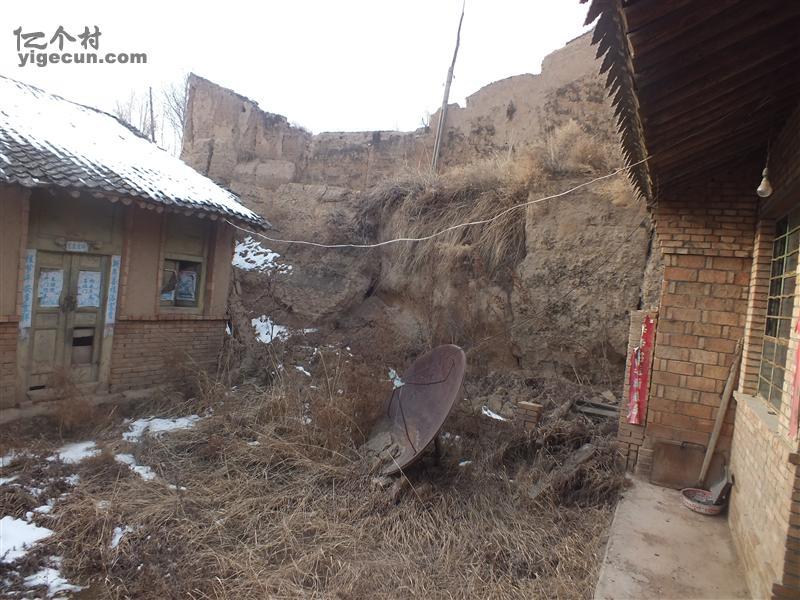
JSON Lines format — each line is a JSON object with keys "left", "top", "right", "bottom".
{"left": 740, "top": 219, "right": 775, "bottom": 397}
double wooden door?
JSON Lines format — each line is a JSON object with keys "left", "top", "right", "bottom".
{"left": 27, "top": 252, "right": 108, "bottom": 391}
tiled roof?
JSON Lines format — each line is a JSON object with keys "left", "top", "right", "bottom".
{"left": 0, "top": 75, "right": 266, "bottom": 227}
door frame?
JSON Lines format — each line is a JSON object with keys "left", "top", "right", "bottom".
{"left": 16, "top": 248, "right": 119, "bottom": 401}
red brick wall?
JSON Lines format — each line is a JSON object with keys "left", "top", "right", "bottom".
{"left": 644, "top": 181, "right": 758, "bottom": 455}
{"left": 0, "top": 322, "right": 17, "bottom": 407}
{"left": 109, "top": 319, "right": 226, "bottom": 392}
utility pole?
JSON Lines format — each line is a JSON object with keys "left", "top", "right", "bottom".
{"left": 431, "top": 2, "right": 465, "bottom": 173}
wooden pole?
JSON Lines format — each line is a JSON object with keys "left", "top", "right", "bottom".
{"left": 431, "top": 3, "right": 465, "bottom": 173}
{"left": 697, "top": 339, "right": 742, "bottom": 487}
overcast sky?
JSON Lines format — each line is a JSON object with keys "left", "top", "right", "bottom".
{"left": 3, "top": 1, "right": 591, "bottom": 134}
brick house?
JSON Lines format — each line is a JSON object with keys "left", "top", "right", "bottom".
{"left": 0, "top": 75, "right": 266, "bottom": 422}
{"left": 583, "top": 1, "right": 800, "bottom": 596}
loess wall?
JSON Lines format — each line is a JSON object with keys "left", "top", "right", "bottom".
{"left": 181, "top": 32, "right": 652, "bottom": 383}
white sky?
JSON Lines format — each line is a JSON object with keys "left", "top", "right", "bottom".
{"left": 2, "top": 1, "right": 591, "bottom": 134}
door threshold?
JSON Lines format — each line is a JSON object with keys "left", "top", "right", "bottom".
{"left": 27, "top": 381, "right": 101, "bottom": 403}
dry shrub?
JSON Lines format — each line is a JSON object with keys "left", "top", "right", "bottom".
{"left": 542, "top": 119, "right": 620, "bottom": 175}
{"left": 361, "top": 155, "right": 536, "bottom": 278}
{"left": 48, "top": 371, "right": 621, "bottom": 600}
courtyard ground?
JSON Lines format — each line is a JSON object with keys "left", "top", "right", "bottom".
{"left": 1, "top": 368, "right": 622, "bottom": 599}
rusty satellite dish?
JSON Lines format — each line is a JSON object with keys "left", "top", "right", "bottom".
{"left": 365, "top": 344, "right": 467, "bottom": 476}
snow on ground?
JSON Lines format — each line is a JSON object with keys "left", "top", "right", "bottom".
{"left": 232, "top": 236, "right": 292, "bottom": 274}
{"left": 23, "top": 564, "right": 83, "bottom": 597}
{"left": 110, "top": 526, "right": 133, "bottom": 549}
{"left": 481, "top": 406, "right": 508, "bottom": 421}
{"left": 115, "top": 454, "right": 157, "bottom": 481}
{"left": 252, "top": 315, "right": 290, "bottom": 344}
{"left": 1, "top": 450, "right": 27, "bottom": 467}
{"left": 122, "top": 415, "right": 201, "bottom": 442}
{"left": 47, "top": 441, "right": 99, "bottom": 464}
{"left": 295, "top": 366, "right": 311, "bottom": 377}
{"left": 0, "top": 475, "right": 19, "bottom": 485}
{"left": 0, "top": 516, "right": 53, "bottom": 563}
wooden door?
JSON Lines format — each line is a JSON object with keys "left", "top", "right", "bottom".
{"left": 27, "top": 252, "right": 108, "bottom": 390}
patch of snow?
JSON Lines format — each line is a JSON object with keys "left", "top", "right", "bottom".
{"left": 0, "top": 516, "right": 53, "bottom": 563}
{"left": 115, "top": 454, "right": 156, "bottom": 481}
{"left": 167, "top": 484, "right": 187, "bottom": 491}
{"left": 48, "top": 441, "right": 99, "bottom": 464}
{"left": 63, "top": 474, "right": 81, "bottom": 486}
{"left": 251, "top": 315, "right": 289, "bottom": 344}
{"left": 1, "top": 450, "right": 26, "bottom": 467}
{"left": 225, "top": 323, "right": 232, "bottom": 336}
{"left": 33, "top": 501, "right": 54, "bottom": 515}
{"left": 388, "top": 368, "right": 404, "bottom": 389}
{"left": 110, "top": 525, "right": 133, "bottom": 549}
{"left": 0, "top": 475, "right": 19, "bottom": 486}
{"left": 295, "top": 365, "right": 311, "bottom": 377}
{"left": 458, "top": 460, "right": 473, "bottom": 467}
{"left": 23, "top": 566, "right": 82, "bottom": 597}
{"left": 232, "top": 236, "right": 291, "bottom": 274}
{"left": 122, "top": 415, "right": 201, "bottom": 442}
{"left": 481, "top": 406, "right": 508, "bottom": 421}
{"left": 247, "top": 441, "right": 260, "bottom": 446}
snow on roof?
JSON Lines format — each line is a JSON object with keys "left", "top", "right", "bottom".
{"left": 0, "top": 75, "right": 266, "bottom": 227}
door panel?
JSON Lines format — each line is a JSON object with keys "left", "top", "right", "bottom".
{"left": 28, "top": 252, "right": 69, "bottom": 389}
{"left": 67, "top": 254, "right": 107, "bottom": 383}
{"left": 26, "top": 251, "right": 109, "bottom": 390}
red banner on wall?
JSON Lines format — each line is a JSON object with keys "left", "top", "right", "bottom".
{"left": 790, "top": 321, "right": 800, "bottom": 439}
{"left": 627, "top": 314, "right": 655, "bottom": 425}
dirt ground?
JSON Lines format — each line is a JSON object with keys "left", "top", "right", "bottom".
{"left": 0, "top": 344, "right": 623, "bottom": 600}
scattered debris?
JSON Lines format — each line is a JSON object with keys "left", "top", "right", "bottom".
{"left": 530, "top": 443, "right": 597, "bottom": 501}
{"left": 481, "top": 406, "right": 507, "bottom": 421}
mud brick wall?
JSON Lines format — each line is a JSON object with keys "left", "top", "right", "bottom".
{"left": 109, "top": 319, "right": 225, "bottom": 392}
{"left": 617, "top": 309, "right": 652, "bottom": 473}
{"left": 643, "top": 181, "right": 758, "bottom": 461}
{"left": 0, "top": 322, "right": 17, "bottom": 408}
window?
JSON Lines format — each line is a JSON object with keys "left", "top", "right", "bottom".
{"left": 160, "top": 259, "right": 202, "bottom": 308}
{"left": 758, "top": 210, "right": 800, "bottom": 408}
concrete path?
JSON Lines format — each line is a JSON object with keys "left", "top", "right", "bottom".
{"left": 594, "top": 478, "right": 750, "bottom": 600}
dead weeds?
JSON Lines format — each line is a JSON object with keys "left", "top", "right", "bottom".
{"left": 3, "top": 367, "right": 623, "bottom": 600}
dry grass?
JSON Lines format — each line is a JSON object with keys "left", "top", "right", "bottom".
{"left": 361, "top": 155, "right": 534, "bottom": 278}
{"left": 4, "top": 370, "right": 624, "bottom": 600}
{"left": 541, "top": 119, "right": 621, "bottom": 175}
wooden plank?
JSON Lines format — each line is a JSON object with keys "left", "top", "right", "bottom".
{"left": 636, "top": 25, "right": 798, "bottom": 107}
{"left": 698, "top": 341, "right": 742, "bottom": 487}
{"left": 633, "top": 7, "right": 800, "bottom": 82}
{"left": 628, "top": 0, "right": 742, "bottom": 57}
{"left": 649, "top": 99, "right": 797, "bottom": 168}
{"left": 622, "top": 0, "right": 696, "bottom": 33}
{"left": 646, "top": 91, "right": 800, "bottom": 156}
{"left": 642, "top": 59, "right": 800, "bottom": 130}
